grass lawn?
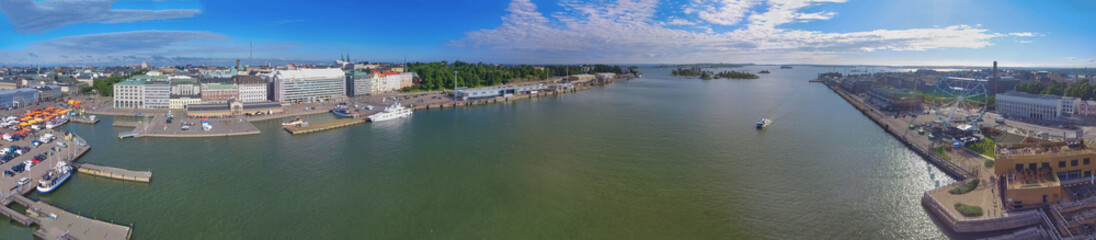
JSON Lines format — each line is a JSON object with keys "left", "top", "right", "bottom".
{"left": 949, "top": 179, "right": 980, "bottom": 195}
{"left": 966, "top": 137, "right": 996, "bottom": 158}
{"left": 934, "top": 146, "right": 951, "bottom": 160}
{"left": 954, "top": 202, "right": 984, "bottom": 217}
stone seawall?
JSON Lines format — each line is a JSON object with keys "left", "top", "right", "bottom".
{"left": 824, "top": 84, "right": 973, "bottom": 180}
{"left": 921, "top": 193, "right": 1043, "bottom": 233}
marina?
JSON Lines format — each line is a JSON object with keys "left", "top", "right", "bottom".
{"left": 0, "top": 128, "right": 137, "bottom": 239}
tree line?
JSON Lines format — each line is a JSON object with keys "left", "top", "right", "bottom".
{"left": 1014, "top": 81, "right": 1096, "bottom": 100}
{"left": 406, "top": 62, "right": 626, "bottom": 91}
{"left": 81, "top": 71, "right": 145, "bottom": 96}
{"left": 671, "top": 68, "right": 758, "bottom": 80}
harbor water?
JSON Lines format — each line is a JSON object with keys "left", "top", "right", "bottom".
{"left": 1, "top": 66, "right": 954, "bottom": 239}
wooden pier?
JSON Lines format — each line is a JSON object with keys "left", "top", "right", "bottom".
{"left": 71, "top": 117, "right": 100, "bottom": 125}
{"left": 284, "top": 118, "right": 366, "bottom": 135}
{"left": 14, "top": 195, "right": 132, "bottom": 240}
{"left": 0, "top": 203, "right": 33, "bottom": 226}
{"left": 0, "top": 134, "right": 135, "bottom": 239}
{"left": 75, "top": 163, "right": 152, "bottom": 183}
{"left": 112, "top": 121, "right": 138, "bottom": 128}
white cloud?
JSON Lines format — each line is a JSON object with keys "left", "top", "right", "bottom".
{"left": 0, "top": 31, "right": 295, "bottom": 65}
{"left": 451, "top": 0, "right": 1015, "bottom": 64}
{"left": 1009, "top": 32, "right": 1036, "bottom": 37}
{"left": 691, "top": 0, "right": 761, "bottom": 26}
{"left": 0, "top": 0, "right": 200, "bottom": 33}
{"left": 664, "top": 18, "right": 697, "bottom": 26}
{"left": 1017, "top": 40, "right": 1033, "bottom": 44}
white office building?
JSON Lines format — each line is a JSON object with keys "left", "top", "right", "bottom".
{"left": 272, "top": 68, "right": 346, "bottom": 103}
{"left": 997, "top": 91, "right": 1075, "bottom": 123}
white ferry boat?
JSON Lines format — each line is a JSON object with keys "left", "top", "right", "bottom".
{"left": 37, "top": 162, "right": 73, "bottom": 193}
{"left": 756, "top": 118, "right": 772, "bottom": 129}
{"left": 46, "top": 116, "right": 68, "bottom": 129}
{"left": 368, "top": 101, "right": 412, "bottom": 122}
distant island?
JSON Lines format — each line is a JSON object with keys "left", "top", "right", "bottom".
{"left": 657, "top": 63, "right": 752, "bottom": 69}
{"left": 671, "top": 68, "right": 759, "bottom": 80}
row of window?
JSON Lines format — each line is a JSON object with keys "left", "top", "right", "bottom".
{"left": 1015, "top": 158, "right": 1093, "bottom": 171}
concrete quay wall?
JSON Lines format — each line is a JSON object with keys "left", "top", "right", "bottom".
{"left": 922, "top": 193, "right": 1043, "bottom": 233}
{"left": 824, "top": 84, "right": 973, "bottom": 180}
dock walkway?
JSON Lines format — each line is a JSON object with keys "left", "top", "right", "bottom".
{"left": 0, "top": 203, "right": 33, "bottom": 226}
{"left": 284, "top": 118, "right": 366, "bottom": 135}
{"left": 112, "top": 121, "right": 138, "bottom": 128}
{"left": 75, "top": 163, "right": 152, "bottom": 183}
{"left": 18, "top": 197, "right": 132, "bottom": 240}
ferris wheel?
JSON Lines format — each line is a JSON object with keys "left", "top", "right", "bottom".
{"left": 931, "top": 77, "right": 988, "bottom": 127}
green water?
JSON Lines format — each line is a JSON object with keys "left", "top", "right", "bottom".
{"left": 1, "top": 66, "right": 956, "bottom": 239}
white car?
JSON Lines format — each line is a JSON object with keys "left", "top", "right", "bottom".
{"left": 18, "top": 177, "right": 29, "bottom": 185}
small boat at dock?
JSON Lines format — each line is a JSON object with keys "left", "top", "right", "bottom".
{"left": 756, "top": 118, "right": 772, "bottom": 129}
{"left": 37, "top": 162, "right": 73, "bottom": 193}
{"left": 46, "top": 116, "right": 68, "bottom": 129}
{"left": 282, "top": 118, "right": 308, "bottom": 127}
{"left": 331, "top": 108, "right": 358, "bottom": 118}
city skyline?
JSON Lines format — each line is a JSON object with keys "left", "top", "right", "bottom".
{"left": 0, "top": 0, "right": 1094, "bottom": 67}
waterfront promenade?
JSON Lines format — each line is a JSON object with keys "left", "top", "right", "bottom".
{"left": 821, "top": 82, "right": 1040, "bottom": 234}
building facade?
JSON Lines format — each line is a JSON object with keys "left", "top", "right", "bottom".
{"left": 0, "top": 89, "right": 38, "bottom": 109}
{"left": 201, "top": 81, "right": 239, "bottom": 103}
{"left": 113, "top": 75, "right": 170, "bottom": 109}
{"left": 35, "top": 85, "right": 61, "bottom": 102}
{"left": 455, "top": 84, "right": 545, "bottom": 100}
{"left": 143, "top": 81, "right": 170, "bottom": 109}
{"left": 866, "top": 87, "right": 922, "bottom": 112}
{"left": 345, "top": 70, "right": 372, "bottom": 97}
{"left": 384, "top": 71, "right": 403, "bottom": 91}
{"left": 995, "top": 141, "right": 1096, "bottom": 209}
{"left": 997, "top": 91, "right": 1075, "bottom": 123}
{"left": 272, "top": 68, "right": 346, "bottom": 103}
{"left": 233, "top": 76, "right": 268, "bottom": 103}
{"left": 169, "top": 96, "right": 201, "bottom": 109}
{"left": 170, "top": 76, "right": 200, "bottom": 96}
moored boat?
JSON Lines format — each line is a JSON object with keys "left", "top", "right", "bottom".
{"left": 282, "top": 118, "right": 309, "bottom": 127}
{"left": 331, "top": 108, "right": 358, "bottom": 118}
{"left": 368, "top": 101, "right": 412, "bottom": 122}
{"left": 37, "top": 162, "right": 72, "bottom": 193}
{"left": 45, "top": 116, "right": 68, "bottom": 129}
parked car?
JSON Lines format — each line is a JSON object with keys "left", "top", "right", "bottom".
{"left": 11, "top": 163, "right": 25, "bottom": 173}
{"left": 2, "top": 170, "right": 12, "bottom": 177}
{"left": 18, "top": 177, "right": 29, "bottom": 185}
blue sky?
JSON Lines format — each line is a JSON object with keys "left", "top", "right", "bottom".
{"left": 0, "top": 0, "right": 1093, "bottom": 67}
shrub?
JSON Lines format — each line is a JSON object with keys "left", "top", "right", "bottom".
{"left": 949, "top": 179, "right": 980, "bottom": 195}
{"left": 984, "top": 160, "right": 995, "bottom": 168}
{"left": 954, "top": 203, "right": 984, "bottom": 217}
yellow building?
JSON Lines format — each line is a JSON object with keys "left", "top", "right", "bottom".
{"left": 995, "top": 140, "right": 1096, "bottom": 209}
{"left": 169, "top": 97, "right": 201, "bottom": 109}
